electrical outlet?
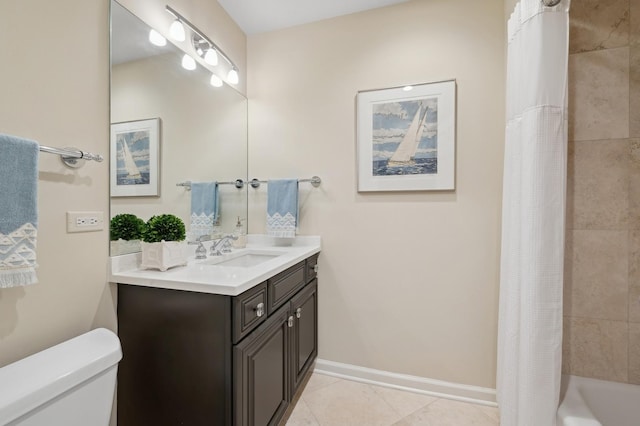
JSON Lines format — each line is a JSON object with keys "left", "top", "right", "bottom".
{"left": 67, "top": 211, "right": 104, "bottom": 233}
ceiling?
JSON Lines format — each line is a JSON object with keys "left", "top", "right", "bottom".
{"left": 217, "top": 0, "right": 411, "bottom": 35}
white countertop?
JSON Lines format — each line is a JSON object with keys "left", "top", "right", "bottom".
{"left": 109, "top": 235, "right": 321, "bottom": 296}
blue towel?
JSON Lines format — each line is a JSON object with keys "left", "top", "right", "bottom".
{"left": 190, "top": 181, "right": 218, "bottom": 240}
{"left": 0, "top": 134, "right": 39, "bottom": 287}
{"left": 266, "top": 179, "right": 298, "bottom": 238}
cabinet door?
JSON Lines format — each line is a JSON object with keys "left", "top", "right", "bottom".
{"left": 290, "top": 280, "right": 318, "bottom": 395}
{"left": 234, "top": 304, "right": 290, "bottom": 426}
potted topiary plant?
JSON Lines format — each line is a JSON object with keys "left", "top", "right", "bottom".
{"left": 110, "top": 213, "right": 145, "bottom": 256}
{"left": 140, "top": 214, "right": 187, "bottom": 271}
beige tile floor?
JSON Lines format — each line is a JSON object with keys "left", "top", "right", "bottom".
{"left": 285, "top": 373, "right": 500, "bottom": 426}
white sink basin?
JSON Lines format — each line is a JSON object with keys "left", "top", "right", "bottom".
{"left": 197, "top": 250, "right": 282, "bottom": 268}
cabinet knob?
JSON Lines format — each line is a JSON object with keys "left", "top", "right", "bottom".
{"left": 313, "top": 264, "right": 319, "bottom": 273}
{"left": 254, "top": 303, "right": 265, "bottom": 318}
{"left": 296, "top": 307, "right": 302, "bottom": 318}
{"left": 288, "top": 316, "right": 294, "bottom": 328}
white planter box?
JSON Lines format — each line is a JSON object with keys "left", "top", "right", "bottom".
{"left": 110, "top": 239, "right": 141, "bottom": 256}
{"left": 140, "top": 241, "right": 187, "bottom": 271}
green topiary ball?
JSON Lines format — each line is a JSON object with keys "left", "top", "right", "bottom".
{"left": 143, "top": 214, "right": 186, "bottom": 243}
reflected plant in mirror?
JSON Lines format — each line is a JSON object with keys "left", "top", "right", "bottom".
{"left": 110, "top": 213, "right": 145, "bottom": 256}
{"left": 109, "top": 1, "right": 248, "bottom": 256}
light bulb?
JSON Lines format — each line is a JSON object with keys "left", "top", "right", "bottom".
{"left": 403, "top": 85, "right": 413, "bottom": 91}
{"left": 169, "top": 19, "right": 185, "bottom": 41}
{"left": 204, "top": 48, "right": 218, "bottom": 66}
{"left": 181, "top": 54, "right": 196, "bottom": 70}
{"left": 227, "top": 68, "right": 239, "bottom": 85}
{"left": 210, "top": 74, "right": 223, "bottom": 87}
{"left": 148, "top": 29, "right": 166, "bottom": 46}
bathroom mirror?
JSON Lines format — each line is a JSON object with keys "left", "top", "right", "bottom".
{"left": 109, "top": 1, "right": 248, "bottom": 255}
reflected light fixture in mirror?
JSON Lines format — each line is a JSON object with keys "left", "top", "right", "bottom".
{"left": 210, "top": 74, "right": 223, "bottom": 87}
{"left": 149, "top": 29, "right": 167, "bottom": 46}
{"left": 181, "top": 54, "right": 196, "bottom": 70}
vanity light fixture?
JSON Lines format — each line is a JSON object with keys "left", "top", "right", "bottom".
{"left": 169, "top": 19, "right": 186, "bottom": 41}
{"left": 166, "top": 5, "right": 240, "bottom": 86}
{"left": 227, "top": 68, "right": 239, "bottom": 85}
{"left": 192, "top": 35, "right": 220, "bottom": 66}
{"left": 181, "top": 53, "right": 196, "bottom": 70}
{"left": 148, "top": 29, "right": 167, "bottom": 47}
{"left": 204, "top": 48, "right": 218, "bottom": 66}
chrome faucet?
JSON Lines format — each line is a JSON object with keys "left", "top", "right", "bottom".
{"left": 210, "top": 234, "right": 238, "bottom": 256}
{"left": 189, "top": 235, "right": 211, "bottom": 260}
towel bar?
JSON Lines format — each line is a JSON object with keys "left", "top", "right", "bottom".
{"left": 40, "top": 145, "right": 103, "bottom": 169}
{"left": 176, "top": 179, "right": 245, "bottom": 190}
{"left": 249, "top": 176, "right": 321, "bottom": 189}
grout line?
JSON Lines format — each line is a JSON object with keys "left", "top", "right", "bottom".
{"left": 302, "top": 373, "right": 343, "bottom": 396}
{"left": 393, "top": 397, "right": 440, "bottom": 424}
{"left": 368, "top": 383, "right": 418, "bottom": 425}
{"left": 295, "top": 398, "right": 321, "bottom": 426}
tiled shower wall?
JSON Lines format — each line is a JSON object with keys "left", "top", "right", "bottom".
{"left": 563, "top": 0, "right": 640, "bottom": 384}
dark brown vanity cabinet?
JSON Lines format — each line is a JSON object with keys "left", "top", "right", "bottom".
{"left": 117, "top": 254, "right": 319, "bottom": 426}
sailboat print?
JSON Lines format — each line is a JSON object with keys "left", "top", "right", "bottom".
{"left": 119, "top": 138, "right": 142, "bottom": 181}
{"left": 387, "top": 103, "right": 428, "bottom": 167}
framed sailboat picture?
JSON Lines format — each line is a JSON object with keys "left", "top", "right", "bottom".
{"left": 110, "top": 118, "right": 160, "bottom": 197}
{"left": 356, "top": 80, "right": 456, "bottom": 191}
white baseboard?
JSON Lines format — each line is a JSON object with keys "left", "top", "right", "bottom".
{"left": 313, "top": 359, "right": 497, "bottom": 407}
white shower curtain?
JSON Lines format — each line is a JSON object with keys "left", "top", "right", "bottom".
{"left": 497, "top": 1, "right": 570, "bottom": 425}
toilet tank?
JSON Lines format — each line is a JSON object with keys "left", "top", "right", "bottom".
{"left": 0, "top": 328, "right": 122, "bottom": 426}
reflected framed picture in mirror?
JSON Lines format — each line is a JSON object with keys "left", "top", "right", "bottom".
{"left": 110, "top": 118, "right": 160, "bottom": 197}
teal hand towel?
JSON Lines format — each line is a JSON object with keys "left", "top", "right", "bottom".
{"left": 266, "top": 179, "right": 298, "bottom": 238}
{"left": 190, "top": 181, "right": 218, "bottom": 240}
{"left": 0, "top": 134, "right": 39, "bottom": 287}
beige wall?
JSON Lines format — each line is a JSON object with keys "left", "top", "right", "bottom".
{"left": 0, "top": 0, "right": 246, "bottom": 367}
{"left": 248, "top": 0, "right": 505, "bottom": 388}
{"left": 563, "top": 0, "right": 640, "bottom": 384}
{"left": 504, "top": 0, "right": 517, "bottom": 18}
{"left": 0, "top": 0, "right": 112, "bottom": 365}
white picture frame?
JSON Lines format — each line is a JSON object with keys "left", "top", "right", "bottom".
{"left": 357, "top": 80, "right": 456, "bottom": 192}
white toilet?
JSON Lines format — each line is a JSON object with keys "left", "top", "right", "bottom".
{"left": 0, "top": 328, "right": 122, "bottom": 426}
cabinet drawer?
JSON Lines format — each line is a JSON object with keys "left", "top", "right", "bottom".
{"left": 305, "top": 254, "right": 319, "bottom": 283}
{"left": 268, "top": 261, "right": 305, "bottom": 312}
{"left": 233, "top": 282, "right": 268, "bottom": 344}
